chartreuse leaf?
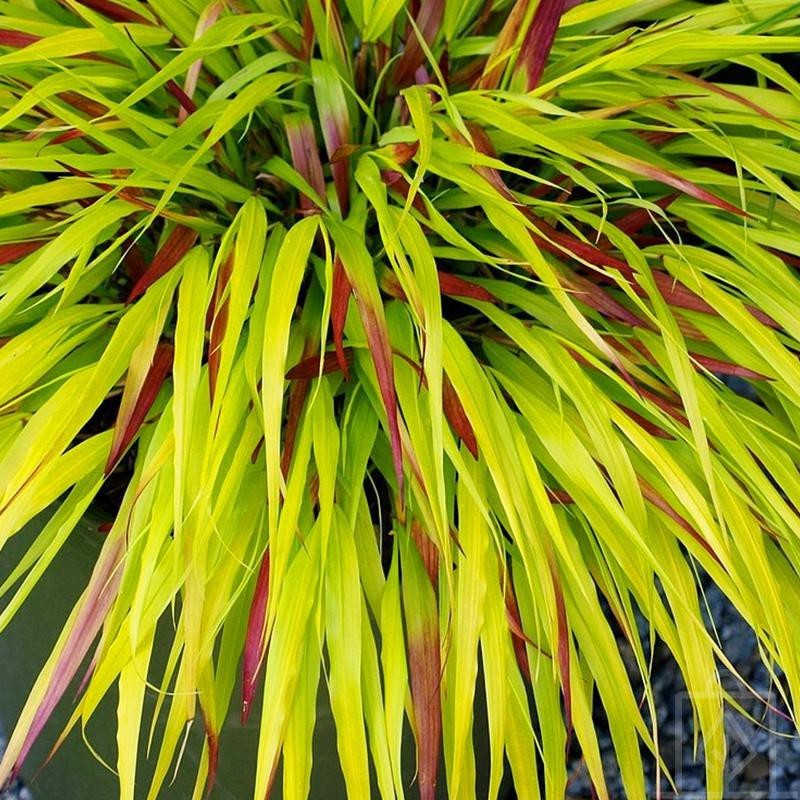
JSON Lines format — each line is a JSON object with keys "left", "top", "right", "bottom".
{"left": 0, "top": 201, "right": 131, "bottom": 325}
{"left": 327, "top": 217, "right": 405, "bottom": 497}
{"left": 325, "top": 507, "right": 371, "bottom": 799}
{"left": 254, "top": 525, "right": 321, "bottom": 800}
{"left": 170, "top": 245, "right": 212, "bottom": 727}
{"left": 261, "top": 217, "right": 319, "bottom": 573}
{"left": 0, "top": 25, "right": 171, "bottom": 69}
{"left": 479, "top": 545, "right": 514, "bottom": 800}
{"left": 117, "top": 628, "right": 154, "bottom": 800}
{"left": 283, "top": 623, "right": 322, "bottom": 800}
{"left": 311, "top": 377, "right": 339, "bottom": 565}
{"left": 380, "top": 545, "right": 407, "bottom": 800}
{"left": 445, "top": 456, "right": 489, "bottom": 799}
{"left": 360, "top": 590, "right": 395, "bottom": 800}
{"left": 209, "top": 197, "right": 267, "bottom": 408}
{"left": 0, "top": 267, "right": 181, "bottom": 532}
{"left": 363, "top": 0, "right": 406, "bottom": 41}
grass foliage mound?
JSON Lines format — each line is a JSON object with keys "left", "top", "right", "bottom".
{"left": 1, "top": 0, "right": 800, "bottom": 797}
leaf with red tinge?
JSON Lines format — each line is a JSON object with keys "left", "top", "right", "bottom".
{"left": 126, "top": 226, "right": 198, "bottom": 303}
{"left": 331, "top": 257, "right": 352, "bottom": 378}
{"left": 361, "top": 300, "right": 405, "bottom": 499}
{"left": 300, "top": 3, "right": 314, "bottom": 59}
{"left": 587, "top": 145, "right": 748, "bottom": 218}
{"left": 280, "top": 349, "right": 312, "bottom": 477}
{"left": 515, "top": 0, "right": 566, "bottom": 91}
{"left": 56, "top": 161, "right": 153, "bottom": 213}
{"left": 387, "top": 141, "right": 420, "bottom": 167}
{"left": 549, "top": 559, "right": 572, "bottom": 751}
{"left": 639, "top": 129, "right": 681, "bottom": 148}
{"left": 691, "top": 353, "right": 771, "bottom": 381}
{"left": 179, "top": 1, "right": 223, "bottom": 124}
{"left": 380, "top": 170, "right": 428, "bottom": 216}
{"left": 242, "top": 550, "right": 270, "bottom": 725}
{"left": 443, "top": 376, "right": 478, "bottom": 458}
{"left": 637, "top": 385, "right": 689, "bottom": 427}
{"left": 438, "top": 272, "right": 496, "bottom": 303}
{"left": 163, "top": 78, "right": 199, "bottom": 118}
{"left": 639, "top": 479, "right": 721, "bottom": 564}
{"left": 531, "top": 217, "right": 628, "bottom": 271}
{"left": 131, "top": 43, "right": 198, "bottom": 117}
{"left": 562, "top": 271, "right": 650, "bottom": 328}
{"left": 402, "top": 534, "right": 442, "bottom": 800}
{"left": 312, "top": 60, "right": 352, "bottom": 215}
{"left": 585, "top": 262, "right": 779, "bottom": 331}
{"left": 207, "top": 255, "right": 233, "bottom": 403}
{"left": 202, "top": 713, "right": 219, "bottom": 798}
{"left": 380, "top": 271, "right": 407, "bottom": 302}
{"left": 122, "top": 240, "right": 148, "bottom": 283}
{"left": 284, "top": 112, "right": 327, "bottom": 213}
{"left": 0, "top": 535, "right": 125, "bottom": 784}
{"left": 504, "top": 578, "right": 532, "bottom": 683}
{"left": 393, "top": 0, "right": 445, "bottom": 88}
{"left": 659, "top": 68, "right": 786, "bottom": 126}
{"left": 410, "top": 521, "right": 439, "bottom": 587}
{"left": 330, "top": 222, "right": 405, "bottom": 503}
{"left": 75, "top": 0, "right": 151, "bottom": 23}
{"left": 618, "top": 405, "right": 674, "bottom": 439}
{"left": 286, "top": 348, "right": 353, "bottom": 380}
{"left": 0, "top": 241, "right": 46, "bottom": 265}
{"left": 546, "top": 487, "right": 574, "bottom": 504}
{"left": 381, "top": 270, "right": 497, "bottom": 303}
{"left": 458, "top": 123, "right": 520, "bottom": 205}
{"left": 769, "top": 247, "right": 800, "bottom": 271}
{"left": 330, "top": 143, "right": 365, "bottom": 163}
{"left": 646, "top": 270, "right": 778, "bottom": 330}
{"left": 0, "top": 29, "right": 40, "bottom": 47}
{"left": 105, "top": 342, "right": 173, "bottom": 475}
{"left": 614, "top": 194, "right": 679, "bottom": 236}
{"left": 74, "top": 646, "right": 100, "bottom": 702}
{"left": 393, "top": 348, "right": 476, "bottom": 459}
{"left": 475, "top": 0, "right": 530, "bottom": 90}
{"left": 58, "top": 92, "right": 109, "bottom": 119}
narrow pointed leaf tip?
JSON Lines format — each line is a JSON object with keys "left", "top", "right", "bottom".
{"left": 127, "top": 226, "right": 199, "bottom": 303}
{"left": 331, "top": 256, "right": 352, "bottom": 378}
{"left": 242, "top": 550, "right": 270, "bottom": 725}
{"left": 106, "top": 343, "right": 173, "bottom": 475}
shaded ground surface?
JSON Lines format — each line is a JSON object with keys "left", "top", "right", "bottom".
{"left": 0, "top": 728, "right": 30, "bottom": 800}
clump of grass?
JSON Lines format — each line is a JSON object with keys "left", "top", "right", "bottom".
{"left": 1, "top": 1, "right": 800, "bottom": 797}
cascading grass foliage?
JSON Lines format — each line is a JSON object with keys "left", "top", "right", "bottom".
{"left": 1, "top": 0, "right": 800, "bottom": 796}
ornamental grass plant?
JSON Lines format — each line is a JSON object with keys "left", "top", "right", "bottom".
{"left": 1, "top": 0, "right": 800, "bottom": 797}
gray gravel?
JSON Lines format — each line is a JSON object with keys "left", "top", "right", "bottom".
{"left": 0, "top": 726, "right": 32, "bottom": 800}
{"left": 565, "top": 582, "right": 800, "bottom": 799}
